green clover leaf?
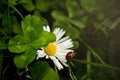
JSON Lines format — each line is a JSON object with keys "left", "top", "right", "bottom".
{"left": 30, "top": 61, "right": 59, "bottom": 80}
{"left": 8, "top": 35, "right": 28, "bottom": 53}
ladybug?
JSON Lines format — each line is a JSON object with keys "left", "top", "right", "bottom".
{"left": 66, "top": 52, "right": 74, "bottom": 61}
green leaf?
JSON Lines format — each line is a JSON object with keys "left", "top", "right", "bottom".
{"left": 21, "top": 15, "right": 48, "bottom": 41}
{"left": 8, "top": 0, "right": 17, "bottom": 5}
{"left": 97, "top": 12, "right": 105, "bottom": 21}
{"left": 8, "top": 35, "right": 28, "bottom": 53}
{"left": 22, "top": 0, "right": 35, "bottom": 11}
{"left": 14, "top": 47, "right": 36, "bottom": 68}
{"left": 13, "top": 22, "right": 22, "bottom": 35}
{"left": 42, "top": 69, "right": 59, "bottom": 80}
{"left": 32, "top": 30, "right": 56, "bottom": 49}
{"left": 35, "top": 0, "right": 56, "bottom": 12}
{"left": 52, "top": 11, "right": 68, "bottom": 21}
{"left": 69, "top": 17, "right": 87, "bottom": 29}
{"left": 66, "top": 0, "right": 81, "bottom": 18}
{"left": 30, "top": 61, "right": 59, "bottom": 80}
{"left": 80, "top": 0, "right": 96, "bottom": 12}
{"left": 18, "top": 0, "right": 29, "bottom": 3}
{"left": 73, "top": 41, "right": 79, "bottom": 49}
{"left": 53, "top": 21, "right": 79, "bottom": 39}
{"left": 2, "top": 15, "right": 18, "bottom": 34}
{"left": 0, "top": 37, "right": 7, "bottom": 49}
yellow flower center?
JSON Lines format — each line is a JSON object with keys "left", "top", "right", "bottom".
{"left": 44, "top": 43, "right": 57, "bottom": 56}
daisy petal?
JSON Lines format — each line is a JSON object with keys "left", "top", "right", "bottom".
{"left": 55, "top": 53, "right": 67, "bottom": 62}
{"left": 53, "top": 28, "right": 59, "bottom": 35}
{"left": 53, "top": 28, "right": 65, "bottom": 41}
{"left": 45, "top": 55, "right": 49, "bottom": 59}
{"left": 61, "top": 61, "right": 68, "bottom": 67}
{"left": 58, "top": 49, "right": 74, "bottom": 54}
{"left": 49, "top": 56, "right": 63, "bottom": 70}
{"left": 57, "top": 39, "right": 73, "bottom": 49}
{"left": 43, "top": 25, "right": 50, "bottom": 32}
{"left": 36, "top": 50, "right": 46, "bottom": 59}
{"left": 55, "top": 53, "right": 68, "bottom": 67}
{"left": 55, "top": 36, "right": 69, "bottom": 44}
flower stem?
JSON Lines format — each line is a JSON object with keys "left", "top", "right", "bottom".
{"left": 68, "top": 63, "right": 77, "bottom": 80}
{"left": 8, "top": 4, "right": 24, "bottom": 19}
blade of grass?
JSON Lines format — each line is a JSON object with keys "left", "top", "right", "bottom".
{"left": 79, "top": 38, "right": 105, "bottom": 64}
{"left": 2, "top": 65, "right": 9, "bottom": 80}
{"left": 68, "top": 63, "right": 77, "bottom": 80}
{"left": 2, "top": 0, "right": 24, "bottom": 19}
{"left": 8, "top": 4, "right": 24, "bottom": 19}
{"left": 87, "top": 51, "right": 92, "bottom": 80}
{"left": 72, "top": 59, "right": 120, "bottom": 71}
{"left": 7, "top": 4, "right": 10, "bottom": 37}
{"left": 70, "top": 61, "right": 75, "bottom": 68}
{"left": 80, "top": 75, "right": 87, "bottom": 80}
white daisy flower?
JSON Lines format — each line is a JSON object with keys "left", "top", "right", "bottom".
{"left": 36, "top": 25, "right": 74, "bottom": 70}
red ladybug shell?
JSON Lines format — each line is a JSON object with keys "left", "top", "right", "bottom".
{"left": 66, "top": 52, "right": 74, "bottom": 61}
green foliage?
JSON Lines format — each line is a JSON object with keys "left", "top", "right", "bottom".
{"left": 80, "top": 0, "right": 96, "bottom": 12}
{"left": 8, "top": 0, "right": 17, "bottom": 5}
{"left": 1, "top": 0, "right": 120, "bottom": 80}
{"left": 0, "top": 37, "right": 7, "bottom": 49}
{"left": 8, "top": 35, "right": 28, "bottom": 53}
{"left": 66, "top": 0, "right": 81, "bottom": 18}
{"left": 21, "top": 0, "right": 35, "bottom": 11}
{"left": 21, "top": 15, "right": 56, "bottom": 48}
{"left": 18, "top": 0, "right": 29, "bottom": 3}
{"left": 21, "top": 15, "right": 43, "bottom": 41}
{"left": 14, "top": 47, "right": 36, "bottom": 68}
{"left": 52, "top": 11, "right": 68, "bottom": 21}
{"left": 30, "top": 61, "right": 59, "bottom": 80}
{"left": 69, "top": 17, "right": 87, "bottom": 29}
{"left": 31, "top": 30, "right": 56, "bottom": 49}
{"left": 35, "top": 0, "right": 57, "bottom": 12}
{"left": 8, "top": 15, "right": 56, "bottom": 68}
{"left": 53, "top": 21, "right": 79, "bottom": 40}
{"left": 2, "top": 15, "right": 18, "bottom": 34}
